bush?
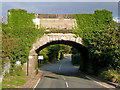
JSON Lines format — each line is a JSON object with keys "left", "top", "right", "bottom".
{"left": 99, "top": 69, "right": 119, "bottom": 83}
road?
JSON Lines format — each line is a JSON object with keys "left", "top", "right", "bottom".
{"left": 35, "top": 56, "right": 106, "bottom": 88}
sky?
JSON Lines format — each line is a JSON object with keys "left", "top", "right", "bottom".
{"left": 0, "top": 1, "right": 120, "bottom": 23}
{"left": 1, "top": 0, "right": 120, "bottom": 2}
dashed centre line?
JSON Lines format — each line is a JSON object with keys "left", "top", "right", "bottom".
{"left": 65, "top": 81, "right": 69, "bottom": 88}
{"left": 58, "top": 60, "right": 69, "bottom": 88}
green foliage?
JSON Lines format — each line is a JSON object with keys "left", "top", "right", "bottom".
{"left": 2, "top": 9, "right": 45, "bottom": 69}
{"left": 39, "top": 44, "right": 72, "bottom": 65}
{"left": 39, "top": 48, "right": 49, "bottom": 64}
{"left": 94, "top": 9, "right": 113, "bottom": 26}
{"left": 7, "top": 66, "right": 26, "bottom": 77}
{"left": 9, "top": 69, "right": 16, "bottom": 76}
{"left": 14, "top": 66, "right": 26, "bottom": 76}
{"left": 58, "top": 50, "right": 64, "bottom": 60}
{"left": 4, "top": 72, "right": 10, "bottom": 78}
{"left": 99, "top": 69, "right": 120, "bottom": 83}
{"left": 74, "top": 9, "right": 120, "bottom": 74}
{"left": 8, "top": 9, "right": 35, "bottom": 28}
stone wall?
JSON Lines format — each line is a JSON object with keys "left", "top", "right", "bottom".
{"left": 40, "top": 19, "right": 75, "bottom": 30}
{"left": 35, "top": 14, "right": 76, "bottom": 30}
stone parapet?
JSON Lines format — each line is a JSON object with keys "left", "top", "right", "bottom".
{"left": 35, "top": 14, "right": 76, "bottom": 30}
{"left": 37, "top": 14, "right": 74, "bottom": 19}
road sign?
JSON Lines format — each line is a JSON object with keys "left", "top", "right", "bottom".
{"left": 38, "top": 56, "right": 43, "bottom": 60}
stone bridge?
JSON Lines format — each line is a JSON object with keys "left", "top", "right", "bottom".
{"left": 33, "top": 14, "right": 76, "bottom": 30}
{"left": 23, "top": 33, "right": 89, "bottom": 77}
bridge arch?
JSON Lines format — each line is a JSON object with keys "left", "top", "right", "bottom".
{"left": 26, "top": 33, "right": 90, "bottom": 77}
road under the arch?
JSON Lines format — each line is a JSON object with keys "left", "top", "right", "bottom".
{"left": 35, "top": 56, "right": 105, "bottom": 88}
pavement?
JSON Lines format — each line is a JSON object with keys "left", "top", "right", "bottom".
{"left": 34, "top": 56, "right": 116, "bottom": 89}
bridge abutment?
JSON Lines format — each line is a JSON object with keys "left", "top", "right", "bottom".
{"left": 23, "top": 51, "right": 38, "bottom": 77}
{"left": 28, "top": 52, "right": 38, "bottom": 77}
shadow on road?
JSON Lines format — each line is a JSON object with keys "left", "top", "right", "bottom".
{"left": 38, "top": 56, "right": 90, "bottom": 81}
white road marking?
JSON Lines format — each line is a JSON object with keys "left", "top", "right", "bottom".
{"left": 33, "top": 78, "right": 41, "bottom": 89}
{"left": 58, "top": 60, "right": 67, "bottom": 71}
{"left": 58, "top": 60, "right": 69, "bottom": 88}
{"left": 62, "top": 76, "right": 69, "bottom": 88}
{"left": 65, "top": 81, "right": 69, "bottom": 88}
{"left": 85, "top": 76, "right": 112, "bottom": 89}
{"left": 59, "top": 64, "right": 62, "bottom": 70}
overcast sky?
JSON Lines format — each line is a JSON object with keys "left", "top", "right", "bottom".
{"left": 1, "top": 0, "right": 119, "bottom": 23}
{"left": 2, "top": 2, "right": 119, "bottom": 17}
{"left": 1, "top": 0, "right": 120, "bottom": 2}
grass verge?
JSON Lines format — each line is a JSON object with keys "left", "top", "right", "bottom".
{"left": 2, "top": 66, "right": 28, "bottom": 88}
{"left": 2, "top": 76, "right": 27, "bottom": 88}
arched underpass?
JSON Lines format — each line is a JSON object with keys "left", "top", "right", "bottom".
{"left": 23, "top": 33, "right": 91, "bottom": 77}
{"left": 36, "top": 40, "right": 89, "bottom": 73}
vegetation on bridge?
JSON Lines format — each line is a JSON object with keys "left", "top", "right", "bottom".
{"left": 73, "top": 9, "right": 120, "bottom": 83}
{"left": 2, "top": 9, "right": 45, "bottom": 74}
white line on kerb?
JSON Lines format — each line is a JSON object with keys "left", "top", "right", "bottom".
{"left": 85, "top": 76, "right": 110, "bottom": 88}
{"left": 33, "top": 78, "right": 41, "bottom": 90}
{"left": 65, "top": 82, "right": 69, "bottom": 88}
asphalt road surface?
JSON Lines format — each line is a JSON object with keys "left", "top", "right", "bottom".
{"left": 36, "top": 56, "right": 106, "bottom": 88}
